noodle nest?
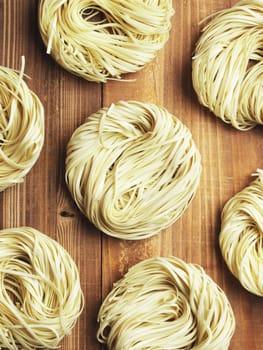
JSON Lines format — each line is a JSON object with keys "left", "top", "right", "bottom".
{"left": 38, "top": 0, "right": 174, "bottom": 82}
{"left": 65, "top": 101, "right": 201, "bottom": 240}
{"left": 97, "top": 256, "right": 235, "bottom": 349}
{"left": 0, "top": 226, "right": 84, "bottom": 349}
{"left": 0, "top": 58, "right": 44, "bottom": 191}
{"left": 192, "top": 0, "right": 263, "bottom": 130}
{"left": 219, "top": 169, "right": 263, "bottom": 296}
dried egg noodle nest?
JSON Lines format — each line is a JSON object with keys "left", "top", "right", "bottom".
{"left": 97, "top": 256, "right": 235, "bottom": 349}
{"left": 0, "top": 58, "right": 44, "bottom": 191}
{"left": 38, "top": 0, "right": 174, "bottom": 82}
{"left": 192, "top": 0, "right": 263, "bottom": 130}
{"left": 65, "top": 101, "right": 201, "bottom": 240}
{"left": 0, "top": 226, "right": 84, "bottom": 350}
{"left": 219, "top": 170, "right": 263, "bottom": 296}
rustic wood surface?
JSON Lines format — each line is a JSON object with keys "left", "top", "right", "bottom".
{"left": 0, "top": 1, "right": 262, "bottom": 349}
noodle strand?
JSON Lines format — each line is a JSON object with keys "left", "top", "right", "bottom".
{"left": 65, "top": 101, "right": 201, "bottom": 240}
{"left": 0, "top": 58, "right": 44, "bottom": 191}
{"left": 0, "top": 226, "right": 84, "bottom": 349}
{"left": 97, "top": 257, "right": 235, "bottom": 349}
{"left": 192, "top": 0, "right": 263, "bottom": 130}
{"left": 219, "top": 169, "right": 263, "bottom": 296}
{"left": 38, "top": 0, "right": 174, "bottom": 82}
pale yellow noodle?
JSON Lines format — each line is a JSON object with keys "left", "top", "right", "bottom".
{"left": 219, "top": 169, "right": 263, "bottom": 296}
{"left": 97, "top": 256, "right": 235, "bottom": 349}
{"left": 0, "top": 57, "right": 44, "bottom": 191}
{"left": 38, "top": 0, "right": 174, "bottom": 82}
{"left": 0, "top": 226, "right": 84, "bottom": 349}
{"left": 65, "top": 101, "right": 201, "bottom": 240}
{"left": 192, "top": 0, "right": 263, "bottom": 130}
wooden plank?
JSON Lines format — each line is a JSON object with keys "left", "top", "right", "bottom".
{"left": 102, "top": 2, "right": 263, "bottom": 350}
{"left": 0, "top": 1, "right": 262, "bottom": 349}
{"left": 0, "top": 1, "right": 102, "bottom": 349}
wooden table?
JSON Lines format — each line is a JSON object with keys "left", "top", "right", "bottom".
{"left": 0, "top": 1, "right": 262, "bottom": 349}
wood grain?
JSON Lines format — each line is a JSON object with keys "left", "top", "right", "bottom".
{"left": 0, "top": 1, "right": 262, "bottom": 349}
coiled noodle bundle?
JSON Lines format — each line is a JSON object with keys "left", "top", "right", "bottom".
{"left": 192, "top": 0, "right": 263, "bottom": 130}
{"left": 219, "top": 170, "right": 263, "bottom": 296}
{"left": 0, "top": 58, "right": 44, "bottom": 191}
{"left": 0, "top": 226, "right": 84, "bottom": 349}
{"left": 65, "top": 101, "right": 201, "bottom": 240}
{"left": 97, "top": 256, "right": 235, "bottom": 349}
{"left": 38, "top": 0, "right": 174, "bottom": 82}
